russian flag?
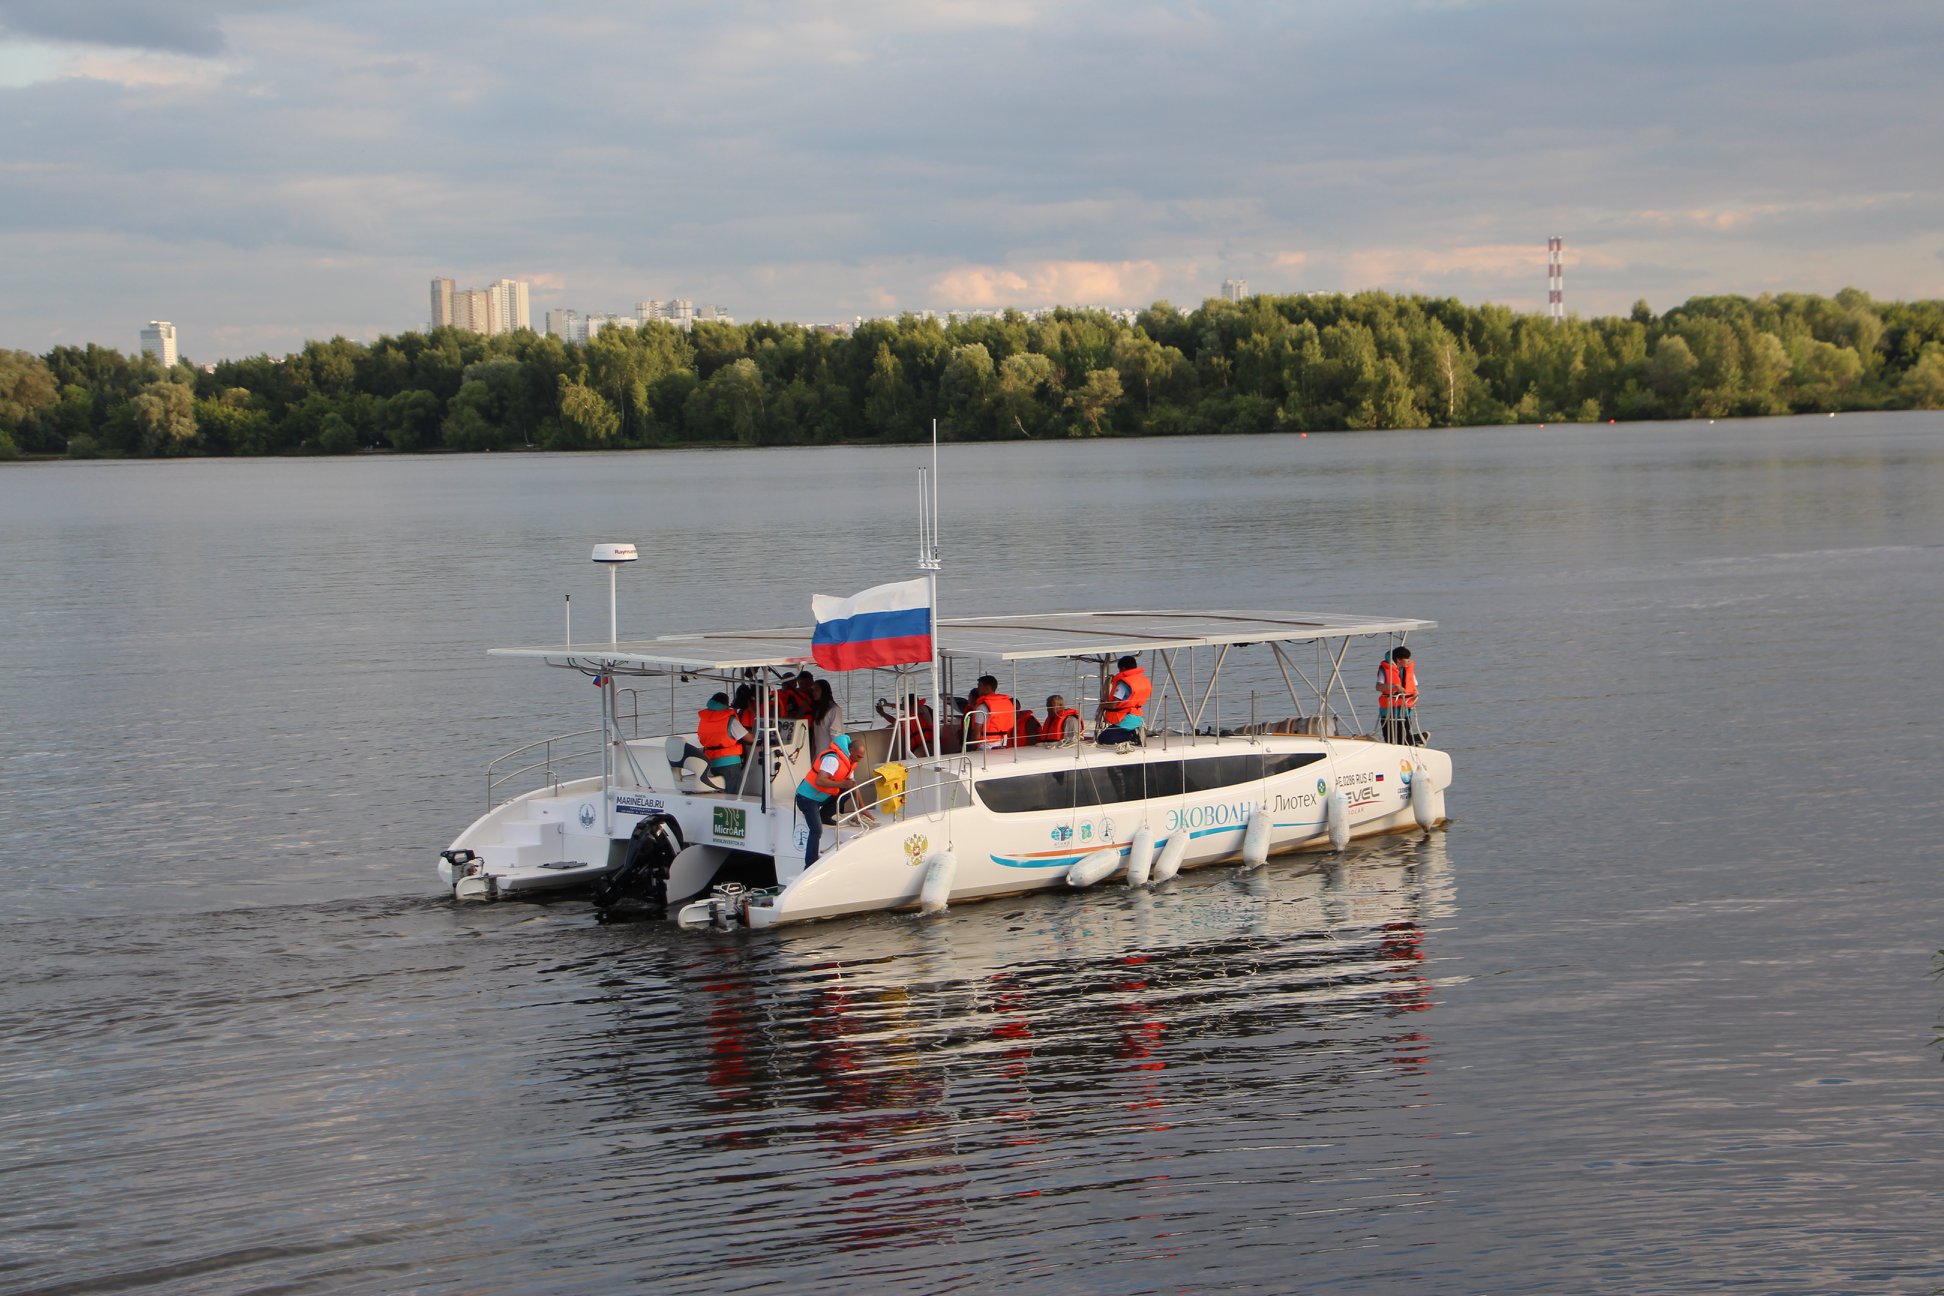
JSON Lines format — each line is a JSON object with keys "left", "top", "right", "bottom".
{"left": 811, "top": 578, "right": 932, "bottom": 671}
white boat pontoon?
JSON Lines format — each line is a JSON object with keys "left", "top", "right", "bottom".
{"left": 437, "top": 606, "right": 1451, "bottom": 929}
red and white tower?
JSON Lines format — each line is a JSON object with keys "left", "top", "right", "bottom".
{"left": 1547, "top": 236, "right": 1564, "bottom": 324}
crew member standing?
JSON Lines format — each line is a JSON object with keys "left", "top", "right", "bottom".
{"left": 1377, "top": 646, "right": 1419, "bottom": 744}
{"left": 1097, "top": 656, "right": 1151, "bottom": 744}
{"left": 796, "top": 733, "right": 856, "bottom": 868}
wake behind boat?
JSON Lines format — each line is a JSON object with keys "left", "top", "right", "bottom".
{"left": 437, "top": 603, "right": 1451, "bottom": 928}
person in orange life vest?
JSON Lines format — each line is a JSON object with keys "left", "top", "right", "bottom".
{"left": 1378, "top": 647, "right": 1420, "bottom": 744}
{"left": 1040, "top": 694, "right": 1083, "bottom": 745}
{"left": 1015, "top": 706, "right": 1042, "bottom": 746}
{"left": 875, "top": 693, "right": 935, "bottom": 757}
{"left": 694, "top": 692, "right": 749, "bottom": 791}
{"left": 965, "top": 675, "right": 1017, "bottom": 749}
{"left": 731, "top": 683, "right": 758, "bottom": 733}
{"left": 776, "top": 671, "right": 816, "bottom": 723}
{"left": 1097, "top": 656, "right": 1152, "bottom": 744}
{"left": 795, "top": 733, "right": 856, "bottom": 868}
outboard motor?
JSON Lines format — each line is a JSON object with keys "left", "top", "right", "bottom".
{"left": 592, "top": 813, "right": 684, "bottom": 913}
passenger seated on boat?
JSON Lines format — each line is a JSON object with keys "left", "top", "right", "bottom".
{"left": 731, "top": 683, "right": 759, "bottom": 733}
{"left": 694, "top": 692, "right": 749, "bottom": 792}
{"left": 1096, "top": 656, "right": 1151, "bottom": 745}
{"left": 776, "top": 671, "right": 816, "bottom": 722}
{"left": 1015, "top": 707, "right": 1041, "bottom": 746}
{"left": 1039, "top": 695, "right": 1083, "bottom": 745}
{"left": 964, "top": 675, "right": 1017, "bottom": 749}
{"left": 875, "top": 694, "right": 935, "bottom": 757}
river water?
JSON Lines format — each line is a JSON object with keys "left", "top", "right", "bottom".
{"left": 2, "top": 415, "right": 1940, "bottom": 1294}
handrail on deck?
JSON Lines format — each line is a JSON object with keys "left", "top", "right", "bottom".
{"left": 480, "top": 691, "right": 656, "bottom": 811}
{"left": 833, "top": 760, "right": 974, "bottom": 829}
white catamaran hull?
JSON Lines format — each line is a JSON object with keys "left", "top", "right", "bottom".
{"left": 439, "top": 731, "right": 1449, "bottom": 923}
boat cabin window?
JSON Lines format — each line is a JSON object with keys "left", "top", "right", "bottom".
{"left": 974, "top": 752, "right": 1325, "bottom": 816}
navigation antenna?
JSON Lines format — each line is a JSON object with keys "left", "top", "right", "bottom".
{"left": 918, "top": 420, "right": 944, "bottom": 761}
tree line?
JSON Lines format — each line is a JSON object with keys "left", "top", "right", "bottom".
{"left": 5, "top": 288, "right": 1944, "bottom": 460}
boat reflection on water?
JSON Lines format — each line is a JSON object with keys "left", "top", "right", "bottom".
{"left": 555, "top": 834, "right": 1456, "bottom": 1283}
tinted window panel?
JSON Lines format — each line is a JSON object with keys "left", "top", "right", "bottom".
{"left": 976, "top": 751, "right": 1322, "bottom": 814}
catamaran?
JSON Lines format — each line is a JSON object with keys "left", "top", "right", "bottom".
{"left": 437, "top": 594, "right": 1451, "bottom": 929}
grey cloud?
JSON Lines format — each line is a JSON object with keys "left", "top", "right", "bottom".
{"left": 6, "top": 0, "right": 1944, "bottom": 356}
{"left": 0, "top": 0, "right": 227, "bottom": 53}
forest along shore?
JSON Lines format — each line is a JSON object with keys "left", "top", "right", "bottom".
{"left": 4, "top": 288, "right": 1942, "bottom": 460}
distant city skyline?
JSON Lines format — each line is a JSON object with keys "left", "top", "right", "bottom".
{"left": 4, "top": 3, "right": 1941, "bottom": 360}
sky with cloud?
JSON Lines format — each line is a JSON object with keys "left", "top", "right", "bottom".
{"left": 3, "top": 0, "right": 1940, "bottom": 359}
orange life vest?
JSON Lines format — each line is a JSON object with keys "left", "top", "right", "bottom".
{"left": 777, "top": 685, "right": 814, "bottom": 721}
{"left": 971, "top": 692, "right": 1016, "bottom": 744}
{"left": 1040, "top": 706, "right": 1082, "bottom": 743}
{"left": 1016, "top": 710, "right": 1042, "bottom": 745}
{"left": 902, "top": 711, "right": 934, "bottom": 756}
{"left": 1378, "top": 658, "right": 1418, "bottom": 709}
{"left": 1101, "top": 668, "right": 1151, "bottom": 726}
{"left": 697, "top": 707, "right": 743, "bottom": 761}
{"left": 805, "top": 743, "right": 857, "bottom": 797}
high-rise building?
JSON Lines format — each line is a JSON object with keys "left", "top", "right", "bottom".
{"left": 452, "top": 289, "right": 492, "bottom": 335}
{"left": 140, "top": 321, "right": 178, "bottom": 366}
{"left": 490, "top": 278, "right": 531, "bottom": 333}
{"left": 430, "top": 277, "right": 455, "bottom": 328}
{"left": 636, "top": 300, "right": 663, "bottom": 323}
{"left": 430, "top": 276, "right": 531, "bottom": 334}
{"left": 670, "top": 299, "right": 695, "bottom": 327}
{"left": 1221, "top": 278, "right": 1249, "bottom": 302}
{"left": 547, "top": 308, "right": 588, "bottom": 344}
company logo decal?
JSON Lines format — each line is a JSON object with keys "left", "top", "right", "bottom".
{"left": 904, "top": 834, "right": 928, "bottom": 867}
{"left": 713, "top": 805, "right": 747, "bottom": 842}
{"left": 577, "top": 803, "right": 596, "bottom": 828}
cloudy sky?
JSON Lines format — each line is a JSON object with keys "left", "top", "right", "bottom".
{"left": 3, "top": 0, "right": 1940, "bottom": 359}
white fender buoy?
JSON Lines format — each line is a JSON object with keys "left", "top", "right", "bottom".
{"left": 1412, "top": 768, "right": 1443, "bottom": 830}
{"left": 1241, "top": 804, "right": 1270, "bottom": 869}
{"left": 1067, "top": 847, "right": 1121, "bottom": 888}
{"left": 1151, "top": 833, "right": 1186, "bottom": 884}
{"left": 1126, "top": 827, "right": 1156, "bottom": 887}
{"left": 1326, "top": 789, "right": 1351, "bottom": 851}
{"left": 920, "top": 850, "right": 956, "bottom": 914}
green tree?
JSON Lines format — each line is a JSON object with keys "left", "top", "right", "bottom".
{"left": 0, "top": 350, "right": 59, "bottom": 444}
{"left": 556, "top": 372, "right": 622, "bottom": 447}
{"left": 1065, "top": 367, "right": 1123, "bottom": 436}
{"left": 130, "top": 379, "right": 197, "bottom": 454}
{"left": 1899, "top": 347, "right": 1944, "bottom": 408}
{"left": 1646, "top": 335, "right": 1699, "bottom": 412}
{"left": 685, "top": 357, "right": 766, "bottom": 444}
{"left": 938, "top": 343, "right": 995, "bottom": 438}
{"left": 995, "top": 352, "right": 1058, "bottom": 438}
{"left": 863, "top": 343, "right": 908, "bottom": 438}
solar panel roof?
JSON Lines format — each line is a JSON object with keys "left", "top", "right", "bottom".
{"left": 490, "top": 609, "right": 1433, "bottom": 672}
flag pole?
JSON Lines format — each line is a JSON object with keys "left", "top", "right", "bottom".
{"left": 921, "top": 420, "right": 943, "bottom": 763}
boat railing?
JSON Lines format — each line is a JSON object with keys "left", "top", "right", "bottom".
{"left": 484, "top": 690, "right": 651, "bottom": 810}
{"left": 833, "top": 759, "right": 974, "bottom": 833}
